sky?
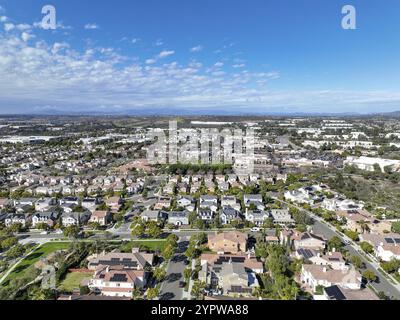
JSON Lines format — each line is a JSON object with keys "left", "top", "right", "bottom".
{"left": 0, "top": 0, "right": 400, "bottom": 115}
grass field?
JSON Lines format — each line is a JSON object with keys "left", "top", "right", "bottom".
{"left": 58, "top": 272, "right": 92, "bottom": 293}
{"left": 2, "top": 242, "right": 71, "bottom": 287}
{"left": 120, "top": 240, "right": 167, "bottom": 252}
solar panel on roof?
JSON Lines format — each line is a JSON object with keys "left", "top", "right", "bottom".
{"left": 110, "top": 273, "right": 128, "bottom": 282}
{"left": 324, "top": 285, "right": 346, "bottom": 300}
{"left": 394, "top": 239, "right": 400, "bottom": 244}
{"left": 298, "top": 248, "right": 314, "bottom": 259}
{"left": 385, "top": 238, "right": 395, "bottom": 244}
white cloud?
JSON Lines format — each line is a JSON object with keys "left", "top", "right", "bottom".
{"left": 15, "top": 23, "right": 31, "bottom": 31}
{"left": 0, "top": 16, "right": 7, "bottom": 22}
{"left": 84, "top": 23, "right": 99, "bottom": 30}
{"left": 2, "top": 13, "right": 396, "bottom": 114}
{"left": 233, "top": 63, "right": 245, "bottom": 68}
{"left": 21, "top": 32, "right": 35, "bottom": 42}
{"left": 4, "top": 23, "right": 14, "bottom": 32}
{"left": 132, "top": 38, "right": 141, "bottom": 44}
{"left": 158, "top": 50, "right": 175, "bottom": 58}
{"left": 155, "top": 39, "right": 163, "bottom": 46}
{"left": 190, "top": 45, "right": 203, "bottom": 52}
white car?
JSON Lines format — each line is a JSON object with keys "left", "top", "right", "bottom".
{"left": 40, "top": 231, "right": 49, "bottom": 235}
{"left": 250, "top": 227, "right": 261, "bottom": 232}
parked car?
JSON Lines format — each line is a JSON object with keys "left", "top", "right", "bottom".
{"left": 250, "top": 227, "right": 261, "bottom": 232}
{"left": 179, "top": 281, "right": 186, "bottom": 288}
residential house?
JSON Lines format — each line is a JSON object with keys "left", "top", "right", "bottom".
{"left": 106, "top": 196, "right": 123, "bottom": 212}
{"left": 82, "top": 198, "right": 99, "bottom": 211}
{"left": 280, "top": 230, "right": 326, "bottom": 251}
{"left": 89, "top": 266, "right": 145, "bottom": 297}
{"left": 0, "top": 198, "right": 10, "bottom": 210}
{"left": 243, "top": 194, "right": 263, "bottom": 208}
{"left": 309, "top": 251, "right": 347, "bottom": 270}
{"left": 198, "top": 253, "right": 263, "bottom": 296}
{"left": 323, "top": 285, "right": 378, "bottom": 300}
{"left": 32, "top": 211, "right": 60, "bottom": 228}
{"left": 154, "top": 197, "right": 172, "bottom": 210}
{"left": 221, "top": 196, "right": 241, "bottom": 211}
{"left": 220, "top": 207, "right": 241, "bottom": 225}
{"left": 59, "top": 196, "right": 79, "bottom": 206}
{"left": 87, "top": 248, "right": 154, "bottom": 271}
{"left": 35, "top": 198, "right": 55, "bottom": 212}
{"left": 359, "top": 233, "right": 400, "bottom": 262}
{"left": 198, "top": 209, "right": 214, "bottom": 222}
{"left": 335, "top": 209, "right": 375, "bottom": 233}
{"left": 140, "top": 210, "right": 167, "bottom": 223}
{"left": 89, "top": 211, "right": 111, "bottom": 226}
{"left": 5, "top": 213, "right": 27, "bottom": 227}
{"left": 208, "top": 231, "right": 247, "bottom": 254}
{"left": 61, "top": 211, "right": 91, "bottom": 227}
{"left": 270, "top": 209, "right": 295, "bottom": 226}
{"left": 245, "top": 210, "right": 270, "bottom": 226}
{"left": 168, "top": 210, "right": 190, "bottom": 226}
{"left": 300, "top": 265, "right": 362, "bottom": 291}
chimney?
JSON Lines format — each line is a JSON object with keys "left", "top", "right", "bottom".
{"left": 322, "top": 267, "right": 327, "bottom": 273}
{"left": 332, "top": 247, "right": 336, "bottom": 253}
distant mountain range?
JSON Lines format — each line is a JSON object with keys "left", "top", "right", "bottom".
{"left": 1, "top": 107, "right": 400, "bottom": 118}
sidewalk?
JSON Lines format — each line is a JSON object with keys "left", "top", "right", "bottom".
{"left": 182, "top": 259, "right": 195, "bottom": 300}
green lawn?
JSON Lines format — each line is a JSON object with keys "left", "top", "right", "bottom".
{"left": 120, "top": 240, "right": 167, "bottom": 252}
{"left": 2, "top": 242, "right": 71, "bottom": 287}
{"left": 58, "top": 272, "right": 92, "bottom": 293}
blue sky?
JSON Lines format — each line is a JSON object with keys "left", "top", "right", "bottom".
{"left": 0, "top": 0, "right": 400, "bottom": 114}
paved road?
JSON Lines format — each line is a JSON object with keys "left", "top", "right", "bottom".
{"left": 159, "top": 236, "right": 190, "bottom": 300}
{"left": 312, "top": 220, "right": 400, "bottom": 299}
{"left": 274, "top": 197, "right": 400, "bottom": 300}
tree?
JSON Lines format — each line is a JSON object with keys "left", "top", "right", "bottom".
{"left": 153, "top": 267, "right": 166, "bottom": 282}
{"left": 147, "top": 222, "right": 162, "bottom": 239}
{"left": 360, "top": 241, "right": 374, "bottom": 254}
{"left": 350, "top": 255, "right": 364, "bottom": 269}
{"left": 166, "top": 234, "right": 179, "bottom": 246}
{"left": 191, "top": 280, "right": 206, "bottom": 300}
{"left": 162, "top": 244, "right": 175, "bottom": 260}
{"left": 131, "top": 223, "right": 145, "bottom": 239}
{"left": 344, "top": 230, "right": 359, "bottom": 241}
{"left": 146, "top": 287, "right": 159, "bottom": 300}
{"left": 9, "top": 223, "right": 23, "bottom": 233}
{"left": 185, "top": 244, "right": 200, "bottom": 260}
{"left": 362, "top": 270, "right": 377, "bottom": 283}
{"left": 183, "top": 267, "right": 192, "bottom": 281}
{"left": 6, "top": 243, "right": 25, "bottom": 259}
{"left": 377, "top": 291, "right": 389, "bottom": 300}
{"left": 194, "top": 219, "right": 205, "bottom": 230}
{"left": 327, "top": 236, "right": 344, "bottom": 251}
{"left": 391, "top": 221, "right": 400, "bottom": 234}
{"left": 1, "top": 236, "right": 18, "bottom": 250}
{"left": 63, "top": 225, "right": 80, "bottom": 238}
